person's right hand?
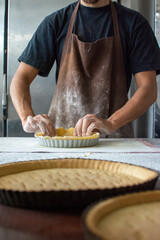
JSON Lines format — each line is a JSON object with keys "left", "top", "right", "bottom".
{"left": 22, "top": 115, "right": 56, "bottom": 137}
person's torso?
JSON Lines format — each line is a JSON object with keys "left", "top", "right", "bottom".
{"left": 47, "top": 1, "right": 146, "bottom": 91}
{"left": 48, "top": 0, "right": 134, "bottom": 137}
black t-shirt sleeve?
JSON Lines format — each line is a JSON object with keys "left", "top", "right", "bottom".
{"left": 18, "top": 17, "right": 56, "bottom": 77}
{"left": 129, "top": 18, "right": 160, "bottom": 76}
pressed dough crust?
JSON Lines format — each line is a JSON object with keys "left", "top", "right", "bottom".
{"left": 0, "top": 168, "right": 142, "bottom": 191}
{"left": 35, "top": 127, "right": 99, "bottom": 140}
{"left": 98, "top": 201, "right": 160, "bottom": 240}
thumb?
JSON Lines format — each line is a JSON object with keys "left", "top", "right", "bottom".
{"left": 23, "top": 116, "right": 39, "bottom": 133}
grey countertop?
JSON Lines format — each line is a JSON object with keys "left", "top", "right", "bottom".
{"left": 0, "top": 137, "right": 160, "bottom": 172}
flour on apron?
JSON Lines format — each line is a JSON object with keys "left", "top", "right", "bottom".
{"left": 48, "top": 0, "right": 133, "bottom": 138}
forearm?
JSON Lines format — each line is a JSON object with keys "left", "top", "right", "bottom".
{"left": 10, "top": 76, "right": 35, "bottom": 124}
{"left": 108, "top": 74, "right": 157, "bottom": 132}
{"left": 10, "top": 63, "right": 56, "bottom": 136}
{"left": 10, "top": 62, "right": 39, "bottom": 126}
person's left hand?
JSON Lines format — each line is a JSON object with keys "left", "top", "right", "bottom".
{"left": 74, "top": 114, "right": 115, "bottom": 137}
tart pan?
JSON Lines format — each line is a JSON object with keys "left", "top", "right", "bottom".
{"left": 83, "top": 190, "right": 160, "bottom": 240}
{"left": 35, "top": 127, "right": 100, "bottom": 148}
{"left": 0, "top": 158, "right": 158, "bottom": 209}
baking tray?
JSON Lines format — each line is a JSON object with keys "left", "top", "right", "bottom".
{"left": 0, "top": 159, "right": 158, "bottom": 209}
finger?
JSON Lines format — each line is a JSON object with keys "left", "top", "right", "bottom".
{"left": 28, "top": 117, "right": 40, "bottom": 131}
{"left": 84, "top": 114, "right": 96, "bottom": 118}
{"left": 86, "top": 122, "right": 100, "bottom": 136}
{"left": 49, "top": 125, "right": 56, "bottom": 137}
{"left": 74, "top": 118, "right": 83, "bottom": 136}
{"left": 34, "top": 115, "right": 55, "bottom": 136}
{"left": 44, "top": 115, "right": 56, "bottom": 137}
{"left": 82, "top": 117, "right": 95, "bottom": 136}
{"left": 45, "top": 121, "right": 56, "bottom": 137}
{"left": 73, "top": 125, "right": 78, "bottom": 136}
{"left": 23, "top": 116, "right": 38, "bottom": 133}
{"left": 23, "top": 121, "right": 33, "bottom": 133}
{"left": 37, "top": 121, "right": 49, "bottom": 136}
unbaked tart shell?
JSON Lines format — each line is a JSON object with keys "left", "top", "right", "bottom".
{"left": 83, "top": 190, "right": 160, "bottom": 240}
{"left": 0, "top": 158, "right": 158, "bottom": 209}
{"left": 35, "top": 127, "right": 100, "bottom": 147}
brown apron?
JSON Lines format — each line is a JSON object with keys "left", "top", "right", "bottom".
{"left": 48, "top": 0, "right": 133, "bottom": 138}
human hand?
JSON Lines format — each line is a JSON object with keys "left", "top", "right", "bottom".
{"left": 22, "top": 115, "right": 56, "bottom": 137}
{"left": 74, "top": 114, "right": 115, "bottom": 137}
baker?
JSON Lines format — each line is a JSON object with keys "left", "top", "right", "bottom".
{"left": 10, "top": 0, "right": 160, "bottom": 137}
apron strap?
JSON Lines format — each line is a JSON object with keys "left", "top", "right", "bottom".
{"left": 67, "top": 1, "right": 80, "bottom": 35}
{"left": 109, "top": 0, "right": 121, "bottom": 39}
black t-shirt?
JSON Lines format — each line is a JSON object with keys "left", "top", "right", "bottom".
{"left": 18, "top": 1, "right": 160, "bottom": 91}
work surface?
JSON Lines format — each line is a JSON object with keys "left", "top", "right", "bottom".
{"left": 0, "top": 137, "right": 160, "bottom": 240}
{"left": 0, "top": 137, "right": 160, "bottom": 171}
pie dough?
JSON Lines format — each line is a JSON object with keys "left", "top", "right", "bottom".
{"left": 35, "top": 127, "right": 100, "bottom": 147}
{"left": 35, "top": 127, "right": 99, "bottom": 139}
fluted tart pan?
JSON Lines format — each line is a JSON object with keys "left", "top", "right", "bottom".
{"left": 35, "top": 127, "right": 100, "bottom": 148}
{"left": 83, "top": 190, "right": 160, "bottom": 240}
{"left": 0, "top": 158, "right": 158, "bottom": 209}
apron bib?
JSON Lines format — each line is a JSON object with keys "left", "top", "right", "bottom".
{"left": 48, "top": 0, "right": 133, "bottom": 138}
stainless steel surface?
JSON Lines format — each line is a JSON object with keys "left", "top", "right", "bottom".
{"left": 7, "top": 0, "right": 75, "bottom": 136}
{"left": 2, "top": 73, "right": 8, "bottom": 137}
{"left": 0, "top": 0, "right": 5, "bottom": 137}
{"left": 121, "top": 0, "right": 155, "bottom": 30}
{"left": 155, "top": 0, "right": 160, "bottom": 137}
{"left": 131, "top": 0, "right": 155, "bottom": 138}
{"left": 2, "top": 74, "right": 7, "bottom": 107}
{"left": 122, "top": 0, "right": 156, "bottom": 138}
